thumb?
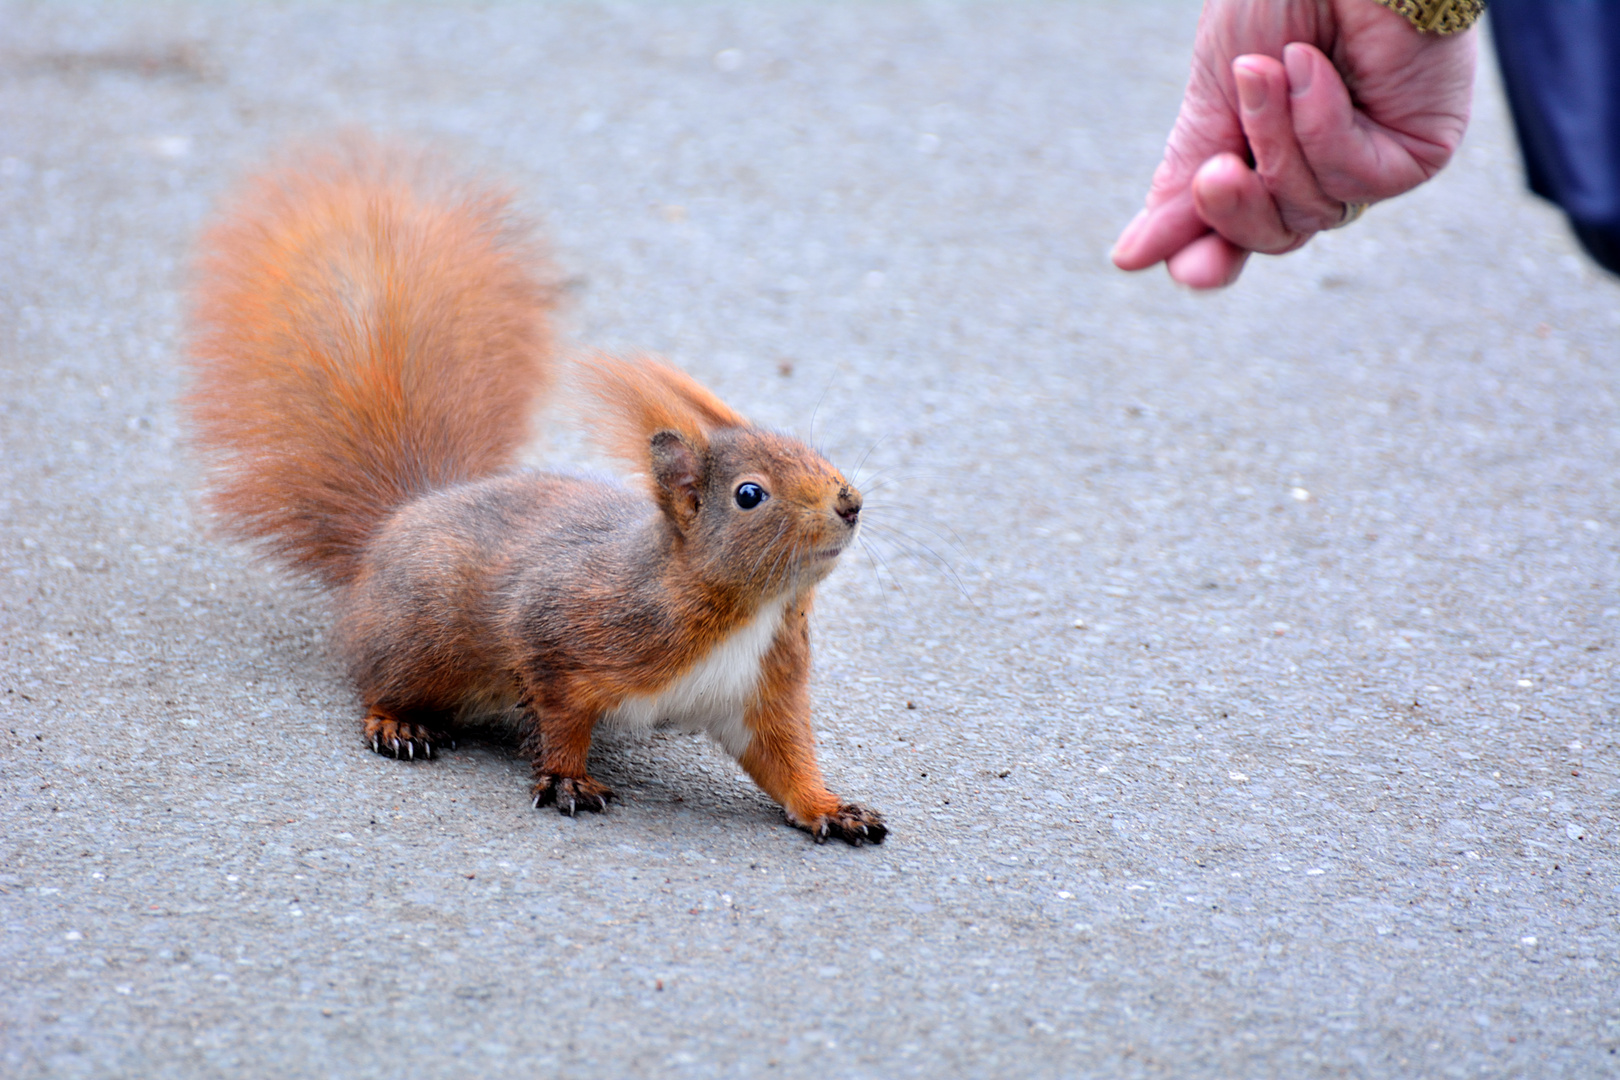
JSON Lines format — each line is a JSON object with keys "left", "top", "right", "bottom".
{"left": 1283, "top": 42, "right": 1432, "bottom": 203}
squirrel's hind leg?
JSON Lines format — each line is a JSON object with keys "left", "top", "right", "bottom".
{"left": 363, "top": 706, "right": 453, "bottom": 761}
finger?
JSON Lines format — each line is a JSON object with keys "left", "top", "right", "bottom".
{"left": 1284, "top": 42, "right": 1435, "bottom": 203}
{"left": 1112, "top": 187, "right": 1214, "bottom": 272}
{"left": 1165, "top": 231, "right": 1250, "bottom": 290}
{"left": 1191, "top": 151, "right": 1298, "bottom": 256}
{"left": 1231, "top": 55, "right": 1346, "bottom": 236}
{"left": 1113, "top": 53, "right": 1253, "bottom": 271}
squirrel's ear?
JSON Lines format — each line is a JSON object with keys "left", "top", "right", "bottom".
{"left": 649, "top": 430, "right": 705, "bottom": 527}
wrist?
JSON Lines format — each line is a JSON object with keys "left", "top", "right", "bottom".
{"left": 1366, "top": 0, "right": 1484, "bottom": 34}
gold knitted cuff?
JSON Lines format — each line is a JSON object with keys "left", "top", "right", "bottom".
{"left": 1368, "top": 0, "right": 1485, "bottom": 35}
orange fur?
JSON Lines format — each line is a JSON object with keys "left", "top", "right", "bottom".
{"left": 739, "top": 602, "right": 833, "bottom": 814}
{"left": 577, "top": 353, "right": 747, "bottom": 466}
{"left": 738, "top": 599, "right": 884, "bottom": 841}
{"left": 185, "top": 140, "right": 555, "bottom": 587}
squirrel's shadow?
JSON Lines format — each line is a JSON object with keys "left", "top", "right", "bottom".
{"left": 419, "top": 721, "right": 783, "bottom": 829}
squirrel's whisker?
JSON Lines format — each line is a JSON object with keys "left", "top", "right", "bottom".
{"left": 857, "top": 524, "right": 977, "bottom": 606}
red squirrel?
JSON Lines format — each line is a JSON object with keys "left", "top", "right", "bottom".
{"left": 184, "top": 143, "right": 886, "bottom": 845}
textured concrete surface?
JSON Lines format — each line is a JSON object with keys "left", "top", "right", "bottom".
{"left": 2, "top": 3, "right": 1618, "bottom": 1078}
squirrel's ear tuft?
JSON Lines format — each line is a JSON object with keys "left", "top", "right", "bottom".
{"left": 577, "top": 353, "right": 747, "bottom": 479}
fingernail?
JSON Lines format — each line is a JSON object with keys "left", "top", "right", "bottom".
{"left": 1234, "top": 60, "right": 1267, "bottom": 112}
{"left": 1111, "top": 208, "right": 1148, "bottom": 258}
{"left": 1284, "top": 43, "right": 1312, "bottom": 96}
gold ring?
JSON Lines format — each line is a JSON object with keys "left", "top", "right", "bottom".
{"left": 1334, "top": 202, "right": 1369, "bottom": 229}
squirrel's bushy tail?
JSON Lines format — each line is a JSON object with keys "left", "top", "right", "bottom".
{"left": 185, "top": 142, "right": 555, "bottom": 588}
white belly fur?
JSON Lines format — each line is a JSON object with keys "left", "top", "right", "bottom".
{"left": 601, "top": 595, "right": 788, "bottom": 758}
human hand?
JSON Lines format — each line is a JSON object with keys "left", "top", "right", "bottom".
{"left": 1111, "top": 0, "right": 1478, "bottom": 288}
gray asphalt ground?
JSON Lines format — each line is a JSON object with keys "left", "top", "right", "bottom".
{"left": 3, "top": 3, "right": 1618, "bottom": 1077}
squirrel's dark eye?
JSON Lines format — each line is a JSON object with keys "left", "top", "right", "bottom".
{"left": 734, "top": 482, "right": 768, "bottom": 510}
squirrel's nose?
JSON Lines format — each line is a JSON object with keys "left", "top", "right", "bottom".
{"left": 835, "top": 485, "right": 861, "bottom": 525}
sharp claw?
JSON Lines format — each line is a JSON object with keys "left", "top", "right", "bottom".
{"left": 858, "top": 824, "right": 869, "bottom": 837}
{"left": 407, "top": 741, "right": 415, "bottom": 760}
{"left": 390, "top": 737, "right": 400, "bottom": 758}
{"left": 371, "top": 737, "right": 379, "bottom": 753}
{"left": 565, "top": 795, "right": 576, "bottom": 817}
{"left": 533, "top": 792, "right": 542, "bottom": 809}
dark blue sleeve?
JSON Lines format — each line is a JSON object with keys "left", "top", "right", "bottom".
{"left": 1492, "top": 1, "right": 1620, "bottom": 271}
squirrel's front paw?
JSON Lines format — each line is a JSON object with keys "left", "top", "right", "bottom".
{"left": 793, "top": 803, "right": 887, "bottom": 846}
{"left": 531, "top": 774, "right": 614, "bottom": 816}
{"left": 364, "top": 711, "right": 448, "bottom": 761}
